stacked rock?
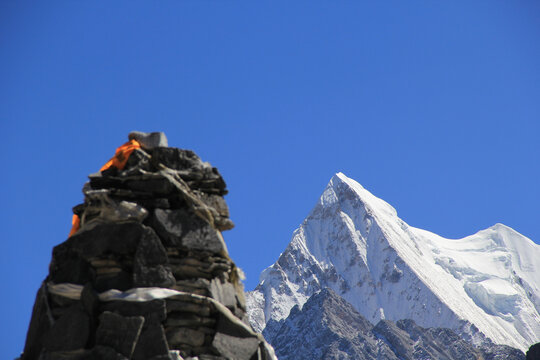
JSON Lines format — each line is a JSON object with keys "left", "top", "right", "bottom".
{"left": 21, "top": 132, "right": 277, "bottom": 360}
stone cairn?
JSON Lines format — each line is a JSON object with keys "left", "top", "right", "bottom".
{"left": 21, "top": 132, "right": 277, "bottom": 360}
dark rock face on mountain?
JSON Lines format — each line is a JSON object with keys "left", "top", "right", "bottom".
{"left": 264, "top": 288, "right": 396, "bottom": 360}
{"left": 391, "top": 319, "right": 526, "bottom": 360}
{"left": 21, "top": 132, "right": 276, "bottom": 360}
{"left": 526, "top": 343, "right": 540, "bottom": 360}
{"left": 265, "top": 288, "right": 525, "bottom": 360}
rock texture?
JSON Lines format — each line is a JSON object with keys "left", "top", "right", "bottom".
{"left": 265, "top": 288, "right": 525, "bottom": 360}
{"left": 21, "top": 132, "right": 276, "bottom": 360}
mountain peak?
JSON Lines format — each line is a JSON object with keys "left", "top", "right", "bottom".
{"left": 330, "top": 172, "right": 363, "bottom": 188}
{"left": 490, "top": 222, "right": 510, "bottom": 230}
{"left": 247, "top": 173, "right": 540, "bottom": 352}
{"left": 472, "top": 222, "right": 538, "bottom": 251}
{"left": 323, "top": 172, "right": 398, "bottom": 220}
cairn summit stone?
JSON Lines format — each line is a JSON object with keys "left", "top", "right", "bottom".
{"left": 129, "top": 131, "right": 168, "bottom": 149}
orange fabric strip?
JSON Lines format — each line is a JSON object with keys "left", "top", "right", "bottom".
{"left": 100, "top": 139, "right": 141, "bottom": 172}
{"left": 68, "top": 214, "right": 80, "bottom": 238}
{"left": 69, "top": 139, "right": 142, "bottom": 237}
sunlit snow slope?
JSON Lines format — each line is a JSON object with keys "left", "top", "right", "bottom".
{"left": 247, "top": 173, "right": 540, "bottom": 351}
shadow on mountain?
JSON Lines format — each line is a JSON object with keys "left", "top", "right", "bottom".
{"left": 264, "top": 288, "right": 526, "bottom": 360}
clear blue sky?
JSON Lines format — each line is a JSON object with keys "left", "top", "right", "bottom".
{"left": 1, "top": 1, "right": 539, "bottom": 358}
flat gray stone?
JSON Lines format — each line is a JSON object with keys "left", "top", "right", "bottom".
{"left": 128, "top": 131, "right": 168, "bottom": 149}
{"left": 212, "top": 332, "right": 259, "bottom": 360}
{"left": 151, "top": 208, "right": 225, "bottom": 253}
{"left": 133, "top": 264, "right": 176, "bottom": 288}
{"left": 150, "top": 208, "right": 183, "bottom": 246}
{"left": 134, "top": 226, "right": 168, "bottom": 266}
{"left": 215, "top": 312, "right": 254, "bottom": 339}
{"left": 133, "top": 226, "right": 175, "bottom": 287}
{"left": 181, "top": 221, "right": 225, "bottom": 254}
{"left": 209, "top": 278, "right": 237, "bottom": 310}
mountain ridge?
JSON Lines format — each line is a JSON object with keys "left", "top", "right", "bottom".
{"left": 265, "top": 288, "right": 525, "bottom": 360}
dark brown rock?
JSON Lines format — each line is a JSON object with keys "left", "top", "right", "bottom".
{"left": 150, "top": 209, "right": 184, "bottom": 247}
{"left": 53, "top": 222, "right": 144, "bottom": 262}
{"left": 134, "top": 227, "right": 168, "bottom": 265}
{"left": 170, "top": 264, "right": 212, "bottom": 280}
{"left": 48, "top": 252, "right": 92, "bottom": 285}
{"left": 38, "top": 349, "right": 91, "bottom": 360}
{"left": 89, "top": 345, "right": 128, "bottom": 360}
{"left": 43, "top": 305, "right": 90, "bottom": 352}
{"left": 132, "top": 320, "right": 169, "bottom": 360}
{"left": 135, "top": 197, "right": 170, "bottom": 210}
{"left": 95, "top": 311, "right": 144, "bottom": 358}
{"left": 121, "top": 148, "right": 152, "bottom": 175}
{"left": 171, "top": 278, "right": 210, "bottom": 295}
{"left": 101, "top": 299, "right": 166, "bottom": 324}
{"left": 166, "top": 299, "right": 212, "bottom": 317}
{"left": 149, "top": 147, "right": 202, "bottom": 173}
{"left": 94, "top": 270, "right": 133, "bottom": 292}
{"left": 133, "top": 264, "right": 176, "bottom": 287}
{"left": 166, "top": 327, "right": 206, "bottom": 347}
{"left": 22, "top": 286, "right": 54, "bottom": 360}
{"left": 81, "top": 283, "right": 99, "bottom": 318}
{"left": 125, "top": 177, "right": 175, "bottom": 196}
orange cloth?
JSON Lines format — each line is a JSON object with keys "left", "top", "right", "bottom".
{"left": 69, "top": 139, "right": 141, "bottom": 237}
{"left": 68, "top": 214, "right": 81, "bottom": 237}
{"left": 100, "top": 139, "right": 141, "bottom": 172}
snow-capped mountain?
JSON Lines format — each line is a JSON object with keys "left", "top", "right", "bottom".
{"left": 247, "top": 173, "right": 540, "bottom": 352}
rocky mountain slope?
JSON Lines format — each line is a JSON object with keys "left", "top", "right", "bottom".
{"left": 247, "top": 173, "right": 540, "bottom": 352}
{"left": 264, "top": 288, "right": 525, "bottom": 360}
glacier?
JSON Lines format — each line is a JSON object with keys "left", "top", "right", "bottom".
{"left": 246, "top": 172, "right": 540, "bottom": 351}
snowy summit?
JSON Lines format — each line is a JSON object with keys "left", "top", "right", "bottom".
{"left": 247, "top": 173, "right": 540, "bottom": 352}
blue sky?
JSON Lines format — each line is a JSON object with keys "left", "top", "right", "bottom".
{"left": 1, "top": 1, "right": 539, "bottom": 357}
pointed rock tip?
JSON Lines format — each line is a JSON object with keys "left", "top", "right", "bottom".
{"left": 331, "top": 172, "right": 365, "bottom": 189}
{"left": 326, "top": 172, "right": 398, "bottom": 218}
{"left": 489, "top": 223, "right": 509, "bottom": 230}
{"left": 478, "top": 223, "right": 536, "bottom": 247}
{"left": 485, "top": 223, "right": 520, "bottom": 234}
